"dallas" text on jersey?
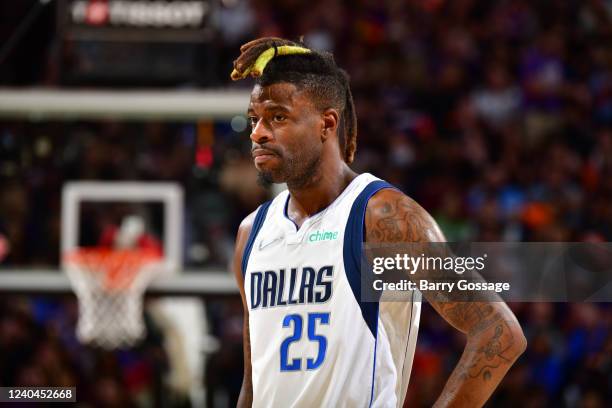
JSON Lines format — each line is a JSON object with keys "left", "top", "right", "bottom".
{"left": 250, "top": 266, "right": 334, "bottom": 310}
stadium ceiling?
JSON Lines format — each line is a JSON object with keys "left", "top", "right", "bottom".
{"left": 0, "top": 88, "right": 251, "bottom": 120}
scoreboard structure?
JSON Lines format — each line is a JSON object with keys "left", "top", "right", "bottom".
{"left": 56, "top": 0, "right": 216, "bottom": 85}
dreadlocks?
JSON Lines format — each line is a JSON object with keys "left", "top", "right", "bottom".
{"left": 231, "top": 37, "right": 357, "bottom": 164}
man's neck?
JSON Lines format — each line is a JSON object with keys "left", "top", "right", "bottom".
{"left": 286, "top": 162, "right": 357, "bottom": 227}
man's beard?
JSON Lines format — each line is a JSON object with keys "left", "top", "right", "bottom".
{"left": 257, "top": 171, "right": 274, "bottom": 187}
{"left": 256, "top": 151, "right": 321, "bottom": 189}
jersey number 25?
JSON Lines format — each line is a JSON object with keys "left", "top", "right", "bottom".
{"left": 280, "top": 312, "right": 330, "bottom": 371}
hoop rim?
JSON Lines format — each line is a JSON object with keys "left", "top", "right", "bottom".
{"left": 64, "top": 247, "right": 163, "bottom": 292}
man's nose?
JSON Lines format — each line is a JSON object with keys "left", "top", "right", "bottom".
{"left": 250, "top": 118, "right": 272, "bottom": 144}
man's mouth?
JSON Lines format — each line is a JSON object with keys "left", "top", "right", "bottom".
{"left": 252, "top": 148, "right": 278, "bottom": 165}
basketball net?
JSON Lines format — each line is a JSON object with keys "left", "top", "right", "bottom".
{"left": 64, "top": 216, "right": 164, "bottom": 349}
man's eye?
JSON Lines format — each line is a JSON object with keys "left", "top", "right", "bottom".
{"left": 248, "top": 117, "right": 258, "bottom": 127}
{"left": 273, "top": 114, "right": 286, "bottom": 122}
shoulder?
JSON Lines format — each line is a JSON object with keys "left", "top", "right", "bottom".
{"left": 238, "top": 210, "right": 257, "bottom": 238}
{"left": 232, "top": 209, "right": 259, "bottom": 287}
{"left": 234, "top": 196, "right": 277, "bottom": 267}
{"left": 235, "top": 209, "right": 259, "bottom": 256}
{"left": 364, "top": 187, "right": 446, "bottom": 243}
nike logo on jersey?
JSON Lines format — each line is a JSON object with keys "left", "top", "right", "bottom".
{"left": 258, "top": 236, "right": 283, "bottom": 251}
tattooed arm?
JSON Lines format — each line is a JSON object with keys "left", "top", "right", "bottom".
{"left": 233, "top": 212, "right": 256, "bottom": 408}
{"left": 365, "top": 189, "right": 527, "bottom": 407}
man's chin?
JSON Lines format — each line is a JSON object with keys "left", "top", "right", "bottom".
{"left": 257, "top": 171, "right": 278, "bottom": 187}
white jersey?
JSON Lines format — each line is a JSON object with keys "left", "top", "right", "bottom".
{"left": 242, "top": 173, "right": 421, "bottom": 408}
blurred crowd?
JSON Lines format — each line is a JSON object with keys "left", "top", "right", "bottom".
{"left": 409, "top": 302, "right": 611, "bottom": 407}
{"left": 0, "top": 120, "right": 263, "bottom": 267}
{"left": 1, "top": 0, "right": 611, "bottom": 407}
{"left": 1, "top": 0, "right": 611, "bottom": 267}
{"left": 223, "top": 0, "right": 612, "bottom": 243}
{"left": 1, "top": 296, "right": 609, "bottom": 407}
{"left": 0, "top": 295, "right": 191, "bottom": 408}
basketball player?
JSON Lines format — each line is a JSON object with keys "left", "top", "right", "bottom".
{"left": 231, "top": 38, "right": 526, "bottom": 407}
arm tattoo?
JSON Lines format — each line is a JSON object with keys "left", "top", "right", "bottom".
{"left": 366, "top": 189, "right": 525, "bottom": 402}
{"left": 466, "top": 320, "right": 515, "bottom": 381}
{"left": 366, "top": 196, "right": 435, "bottom": 243}
{"left": 437, "top": 302, "right": 502, "bottom": 335}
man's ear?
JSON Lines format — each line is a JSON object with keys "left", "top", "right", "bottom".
{"left": 321, "top": 108, "right": 340, "bottom": 142}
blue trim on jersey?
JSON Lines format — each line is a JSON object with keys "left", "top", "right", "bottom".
{"left": 369, "top": 310, "right": 379, "bottom": 407}
{"left": 343, "top": 179, "right": 394, "bottom": 336}
{"left": 241, "top": 201, "right": 272, "bottom": 278}
{"left": 401, "top": 291, "right": 415, "bottom": 377}
{"left": 343, "top": 179, "right": 394, "bottom": 406}
{"left": 283, "top": 194, "right": 299, "bottom": 231}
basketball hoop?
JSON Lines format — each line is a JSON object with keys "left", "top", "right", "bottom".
{"left": 64, "top": 248, "right": 163, "bottom": 349}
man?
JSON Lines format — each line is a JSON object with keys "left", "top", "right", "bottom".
{"left": 231, "top": 37, "right": 526, "bottom": 407}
